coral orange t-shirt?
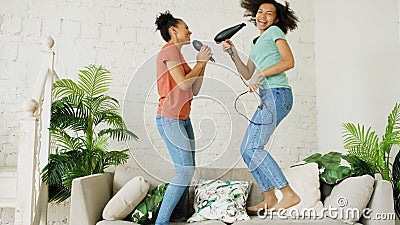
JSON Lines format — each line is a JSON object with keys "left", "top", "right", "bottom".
{"left": 156, "top": 43, "right": 193, "bottom": 120}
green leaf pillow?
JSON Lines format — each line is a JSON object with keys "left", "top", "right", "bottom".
{"left": 130, "top": 183, "right": 168, "bottom": 225}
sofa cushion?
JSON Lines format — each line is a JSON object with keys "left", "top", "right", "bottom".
{"left": 191, "top": 167, "right": 263, "bottom": 209}
{"left": 102, "top": 176, "right": 149, "bottom": 220}
{"left": 323, "top": 174, "right": 374, "bottom": 224}
{"left": 191, "top": 164, "right": 323, "bottom": 218}
{"left": 188, "top": 179, "right": 251, "bottom": 223}
{"left": 275, "top": 163, "right": 323, "bottom": 217}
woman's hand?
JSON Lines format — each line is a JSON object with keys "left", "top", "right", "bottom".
{"left": 248, "top": 72, "right": 264, "bottom": 92}
{"left": 221, "top": 39, "right": 238, "bottom": 56}
{"left": 196, "top": 45, "right": 213, "bottom": 63}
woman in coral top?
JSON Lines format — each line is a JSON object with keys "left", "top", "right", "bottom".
{"left": 154, "top": 11, "right": 213, "bottom": 225}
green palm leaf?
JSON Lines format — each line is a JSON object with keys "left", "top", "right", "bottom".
{"left": 41, "top": 151, "right": 80, "bottom": 187}
{"left": 60, "top": 94, "right": 84, "bottom": 108}
{"left": 343, "top": 123, "right": 379, "bottom": 151}
{"left": 98, "top": 128, "right": 138, "bottom": 141}
{"left": 62, "top": 168, "right": 90, "bottom": 189}
{"left": 84, "top": 95, "right": 119, "bottom": 116}
{"left": 50, "top": 100, "right": 88, "bottom": 131}
{"left": 93, "top": 95, "right": 119, "bottom": 112}
{"left": 49, "top": 128, "right": 85, "bottom": 152}
{"left": 95, "top": 112, "right": 126, "bottom": 128}
{"left": 386, "top": 103, "right": 400, "bottom": 135}
{"left": 382, "top": 104, "right": 400, "bottom": 162}
{"left": 342, "top": 123, "right": 380, "bottom": 173}
{"left": 48, "top": 184, "right": 71, "bottom": 203}
{"left": 92, "top": 137, "right": 109, "bottom": 152}
{"left": 52, "top": 79, "right": 84, "bottom": 99}
{"left": 103, "top": 150, "right": 130, "bottom": 167}
{"left": 78, "top": 65, "right": 111, "bottom": 98}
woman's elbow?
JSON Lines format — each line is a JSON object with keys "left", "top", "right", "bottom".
{"left": 192, "top": 87, "right": 199, "bottom": 96}
{"left": 287, "top": 59, "right": 295, "bottom": 70}
{"left": 243, "top": 73, "right": 252, "bottom": 80}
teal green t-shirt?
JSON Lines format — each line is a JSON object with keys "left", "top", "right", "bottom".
{"left": 249, "top": 25, "right": 291, "bottom": 89}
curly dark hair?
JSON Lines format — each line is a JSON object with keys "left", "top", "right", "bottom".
{"left": 241, "top": 0, "right": 298, "bottom": 34}
{"left": 155, "top": 10, "right": 181, "bottom": 42}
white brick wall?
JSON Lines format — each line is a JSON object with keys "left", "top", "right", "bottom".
{"left": 0, "top": 0, "right": 316, "bottom": 224}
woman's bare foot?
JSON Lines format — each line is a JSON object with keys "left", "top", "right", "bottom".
{"left": 247, "top": 190, "right": 278, "bottom": 213}
{"left": 247, "top": 199, "right": 278, "bottom": 212}
{"left": 272, "top": 185, "right": 300, "bottom": 211}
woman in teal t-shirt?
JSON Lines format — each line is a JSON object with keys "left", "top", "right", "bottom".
{"left": 222, "top": 0, "right": 300, "bottom": 214}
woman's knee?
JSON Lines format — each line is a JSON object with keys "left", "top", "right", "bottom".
{"left": 175, "top": 166, "right": 194, "bottom": 183}
{"left": 240, "top": 148, "right": 255, "bottom": 166}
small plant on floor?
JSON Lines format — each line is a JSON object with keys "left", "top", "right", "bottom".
{"left": 41, "top": 64, "right": 138, "bottom": 203}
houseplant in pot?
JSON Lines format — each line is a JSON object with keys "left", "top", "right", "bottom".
{"left": 41, "top": 64, "right": 138, "bottom": 203}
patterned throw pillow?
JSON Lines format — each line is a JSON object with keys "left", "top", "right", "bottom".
{"left": 187, "top": 179, "right": 251, "bottom": 224}
{"left": 130, "top": 183, "right": 168, "bottom": 225}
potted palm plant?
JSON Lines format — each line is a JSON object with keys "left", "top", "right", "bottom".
{"left": 342, "top": 103, "right": 400, "bottom": 216}
{"left": 41, "top": 64, "right": 138, "bottom": 203}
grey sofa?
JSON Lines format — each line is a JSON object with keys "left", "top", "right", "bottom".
{"left": 69, "top": 165, "right": 395, "bottom": 225}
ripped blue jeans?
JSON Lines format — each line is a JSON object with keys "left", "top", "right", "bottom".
{"left": 240, "top": 88, "right": 293, "bottom": 192}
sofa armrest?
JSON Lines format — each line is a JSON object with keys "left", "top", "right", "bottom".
{"left": 361, "top": 174, "right": 395, "bottom": 225}
{"left": 69, "top": 173, "right": 114, "bottom": 225}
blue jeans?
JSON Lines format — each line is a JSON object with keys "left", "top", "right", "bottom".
{"left": 155, "top": 115, "right": 195, "bottom": 225}
{"left": 240, "top": 88, "right": 293, "bottom": 192}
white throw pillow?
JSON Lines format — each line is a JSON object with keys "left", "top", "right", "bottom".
{"left": 187, "top": 179, "right": 252, "bottom": 224}
{"left": 274, "top": 163, "right": 323, "bottom": 218}
{"left": 102, "top": 176, "right": 150, "bottom": 220}
{"left": 323, "top": 174, "right": 374, "bottom": 224}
